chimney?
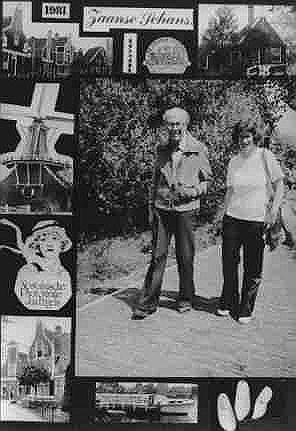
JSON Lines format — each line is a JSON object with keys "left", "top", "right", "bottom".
{"left": 248, "top": 5, "right": 255, "bottom": 26}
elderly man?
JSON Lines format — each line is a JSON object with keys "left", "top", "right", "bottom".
{"left": 132, "top": 107, "right": 212, "bottom": 319}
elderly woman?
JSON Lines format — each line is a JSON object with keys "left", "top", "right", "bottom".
{"left": 217, "top": 121, "right": 285, "bottom": 323}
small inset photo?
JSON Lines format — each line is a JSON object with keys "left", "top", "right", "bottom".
{"left": 87, "top": 382, "right": 198, "bottom": 424}
{"left": 2, "top": 1, "right": 113, "bottom": 78}
{"left": 0, "top": 79, "right": 78, "bottom": 214}
{"left": 210, "top": 378, "right": 289, "bottom": 431}
{"left": 0, "top": 315, "right": 72, "bottom": 423}
{"left": 0, "top": 215, "right": 74, "bottom": 313}
{"left": 0, "top": 80, "right": 75, "bottom": 215}
{"left": 199, "top": 4, "right": 295, "bottom": 78}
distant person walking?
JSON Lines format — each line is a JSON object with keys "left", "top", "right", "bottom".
{"left": 132, "top": 107, "right": 212, "bottom": 319}
{"left": 217, "top": 120, "right": 285, "bottom": 323}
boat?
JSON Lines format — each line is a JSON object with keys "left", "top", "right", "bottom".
{"left": 160, "top": 398, "right": 195, "bottom": 415}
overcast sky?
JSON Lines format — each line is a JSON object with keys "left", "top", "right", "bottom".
{"left": 1, "top": 316, "right": 71, "bottom": 356}
{"left": 199, "top": 4, "right": 277, "bottom": 39}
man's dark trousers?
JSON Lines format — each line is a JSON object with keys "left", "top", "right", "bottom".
{"left": 136, "top": 208, "right": 196, "bottom": 313}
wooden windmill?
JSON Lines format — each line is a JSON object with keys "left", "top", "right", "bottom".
{"left": 0, "top": 83, "right": 74, "bottom": 213}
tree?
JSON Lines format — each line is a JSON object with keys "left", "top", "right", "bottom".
{"left": 269, "top": 5, "right": 296, "bottom": 72}
{"left": 17, "top": 365, "right": 51, "bottom": 395}
{"left": 200, "top": 6, "right": 239, "bottom": 71}
{"left": 78, "top": 79, "right": 288, "bottom": 238}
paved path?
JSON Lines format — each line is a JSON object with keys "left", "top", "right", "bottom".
{"left": 76, "top": 197, "right": 296, "bottom": 378}
{"left": 0, "top": 399, "right": 46, "bottom": 422}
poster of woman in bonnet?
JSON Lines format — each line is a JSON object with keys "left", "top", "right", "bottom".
{"left": 0, "top": 217, "right": 73, "bottom": 312}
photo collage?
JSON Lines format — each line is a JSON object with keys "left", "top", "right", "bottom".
{"left": 0, "top": 0, "right": 296, "bottom": 429}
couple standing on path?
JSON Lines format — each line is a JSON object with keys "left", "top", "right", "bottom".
{"left": 132, "top": 107, "right": 286, "bottom": 323}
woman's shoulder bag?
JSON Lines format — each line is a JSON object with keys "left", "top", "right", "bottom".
{"left": 261, "top": 149, "right": 282, "bottom": 251}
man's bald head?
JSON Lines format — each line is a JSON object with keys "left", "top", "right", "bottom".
{"left": 163, "top": 107, "right": 190, "bottom": 125}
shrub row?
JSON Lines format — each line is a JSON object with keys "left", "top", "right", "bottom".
{"left": 78, "top": 79, "right": 289, "bottom": 239}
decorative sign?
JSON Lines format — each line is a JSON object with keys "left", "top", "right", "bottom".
{"left": 0, "top": 218, "right": 72, "bottom": 311}
{"left": 83, "top": 7, "right": 193, "bottom": 32}
{"left": 143, "top": 37, "right": 191, "bottom": 74}
{"left": 14, "top": 272, "right": 72, "bottom": 311}
{"left": 42, "top": 2, "right": 71, "bottom": 19}
{"left": 123, "top": 33, "right": 138, "bottom": 73}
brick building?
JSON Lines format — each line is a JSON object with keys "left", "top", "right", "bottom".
{"left": 1, "top": 319, "right": 70, "bottom": 403}
{"left": 2, "top": 5, "right": 75, "bottom": 78}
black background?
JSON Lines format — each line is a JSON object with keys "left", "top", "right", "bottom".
{"left": 1, "top": 0, "right": 296, "bottom": 429}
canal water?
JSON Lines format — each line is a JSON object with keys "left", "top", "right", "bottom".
{"left": 159, "top": 396, "right": 198, "bottom": 423}
{"left": 124, "top": 395, "right": 198, "bottom": 424}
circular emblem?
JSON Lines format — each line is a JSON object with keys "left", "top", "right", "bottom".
{"left": 14, "top": 270, "right": 72, "bottom": 311}
{"left": 143, "top": 37, "right": 191, "bottom": 74}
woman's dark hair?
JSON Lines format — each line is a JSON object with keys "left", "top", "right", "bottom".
{"left": 232, "top": 120, "right": 262, "bottom": 148}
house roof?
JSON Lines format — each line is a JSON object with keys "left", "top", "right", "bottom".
{"left": 237, "top": 17, "right": 285, "bottom": 47}
{"left": 30, "top": 320, "right": 53, "bottom": 357}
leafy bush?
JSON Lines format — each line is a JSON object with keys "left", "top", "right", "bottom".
{"left": 78, "top": 79, "right": 288, "bottom": 239}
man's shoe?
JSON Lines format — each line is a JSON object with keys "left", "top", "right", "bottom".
{"left": 131, "top": 309, "right": 156, "bottom": 320}
{"left": 217, "top": 308, "right": 230, "bottom": 317}
{"left": 238, "top": 316, "right": 253, "bottom": 324}
{"left": 176, "top": 301, "right": 192, "bottom": 313}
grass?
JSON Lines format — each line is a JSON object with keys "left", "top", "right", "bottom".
{"left": 77, "top": 222, "right": 219, "bottom": 308}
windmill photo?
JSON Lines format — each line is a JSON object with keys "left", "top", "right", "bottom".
{"left": 0, "top": 82, "right": 74, "bottom": 213}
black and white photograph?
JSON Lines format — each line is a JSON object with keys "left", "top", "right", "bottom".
{"left": 1, "top": 0, "right": 296, "bottom": 428}
{"left": 0, "top": 315, "right": 71, "bottom": 423}
{"left": 198, "top": 4, "right": 296, "bottom": 78}
{"left": 90, "top": 382, "right": 198, "bottom": 423}
{"left": 2, "top": 1, "right": 113, "bottom": 78}
{"left": 0, "top": 79, "right": 76, "bottom": 214}
{"left": 0, "top": 215, "right": 74, "bottom": 313}
{"left": 76, "top": 77, "right": 296, "bottom": 378}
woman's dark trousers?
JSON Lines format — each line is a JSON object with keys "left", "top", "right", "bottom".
{"left": 220, "top": 215, "right": 265, "bottom": 319}
{"left": 136, "top": 208, "right": 196, "bottom": 313}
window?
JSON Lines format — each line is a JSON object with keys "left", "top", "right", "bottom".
{"left": 56, "top": 47, "right": 65, "bottom": 65}
{"left": 269, "top": 47, "right": 281, "bottom": 63}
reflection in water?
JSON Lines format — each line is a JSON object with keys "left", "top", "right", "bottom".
{"left": 106, "top": 395, "right": 198, "bottom": 424}
{"left": 160, "top": 395, "right": 198, "bottom": 423}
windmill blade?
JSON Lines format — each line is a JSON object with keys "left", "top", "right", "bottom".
{"left": 33, "top": 83, "right": 60, "bottom": 118}
{"left": 0, "top": 103, "right": 39, "bottom": 121}
{"left": 46, "top": 113, "right": 75, "bottom": 121}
